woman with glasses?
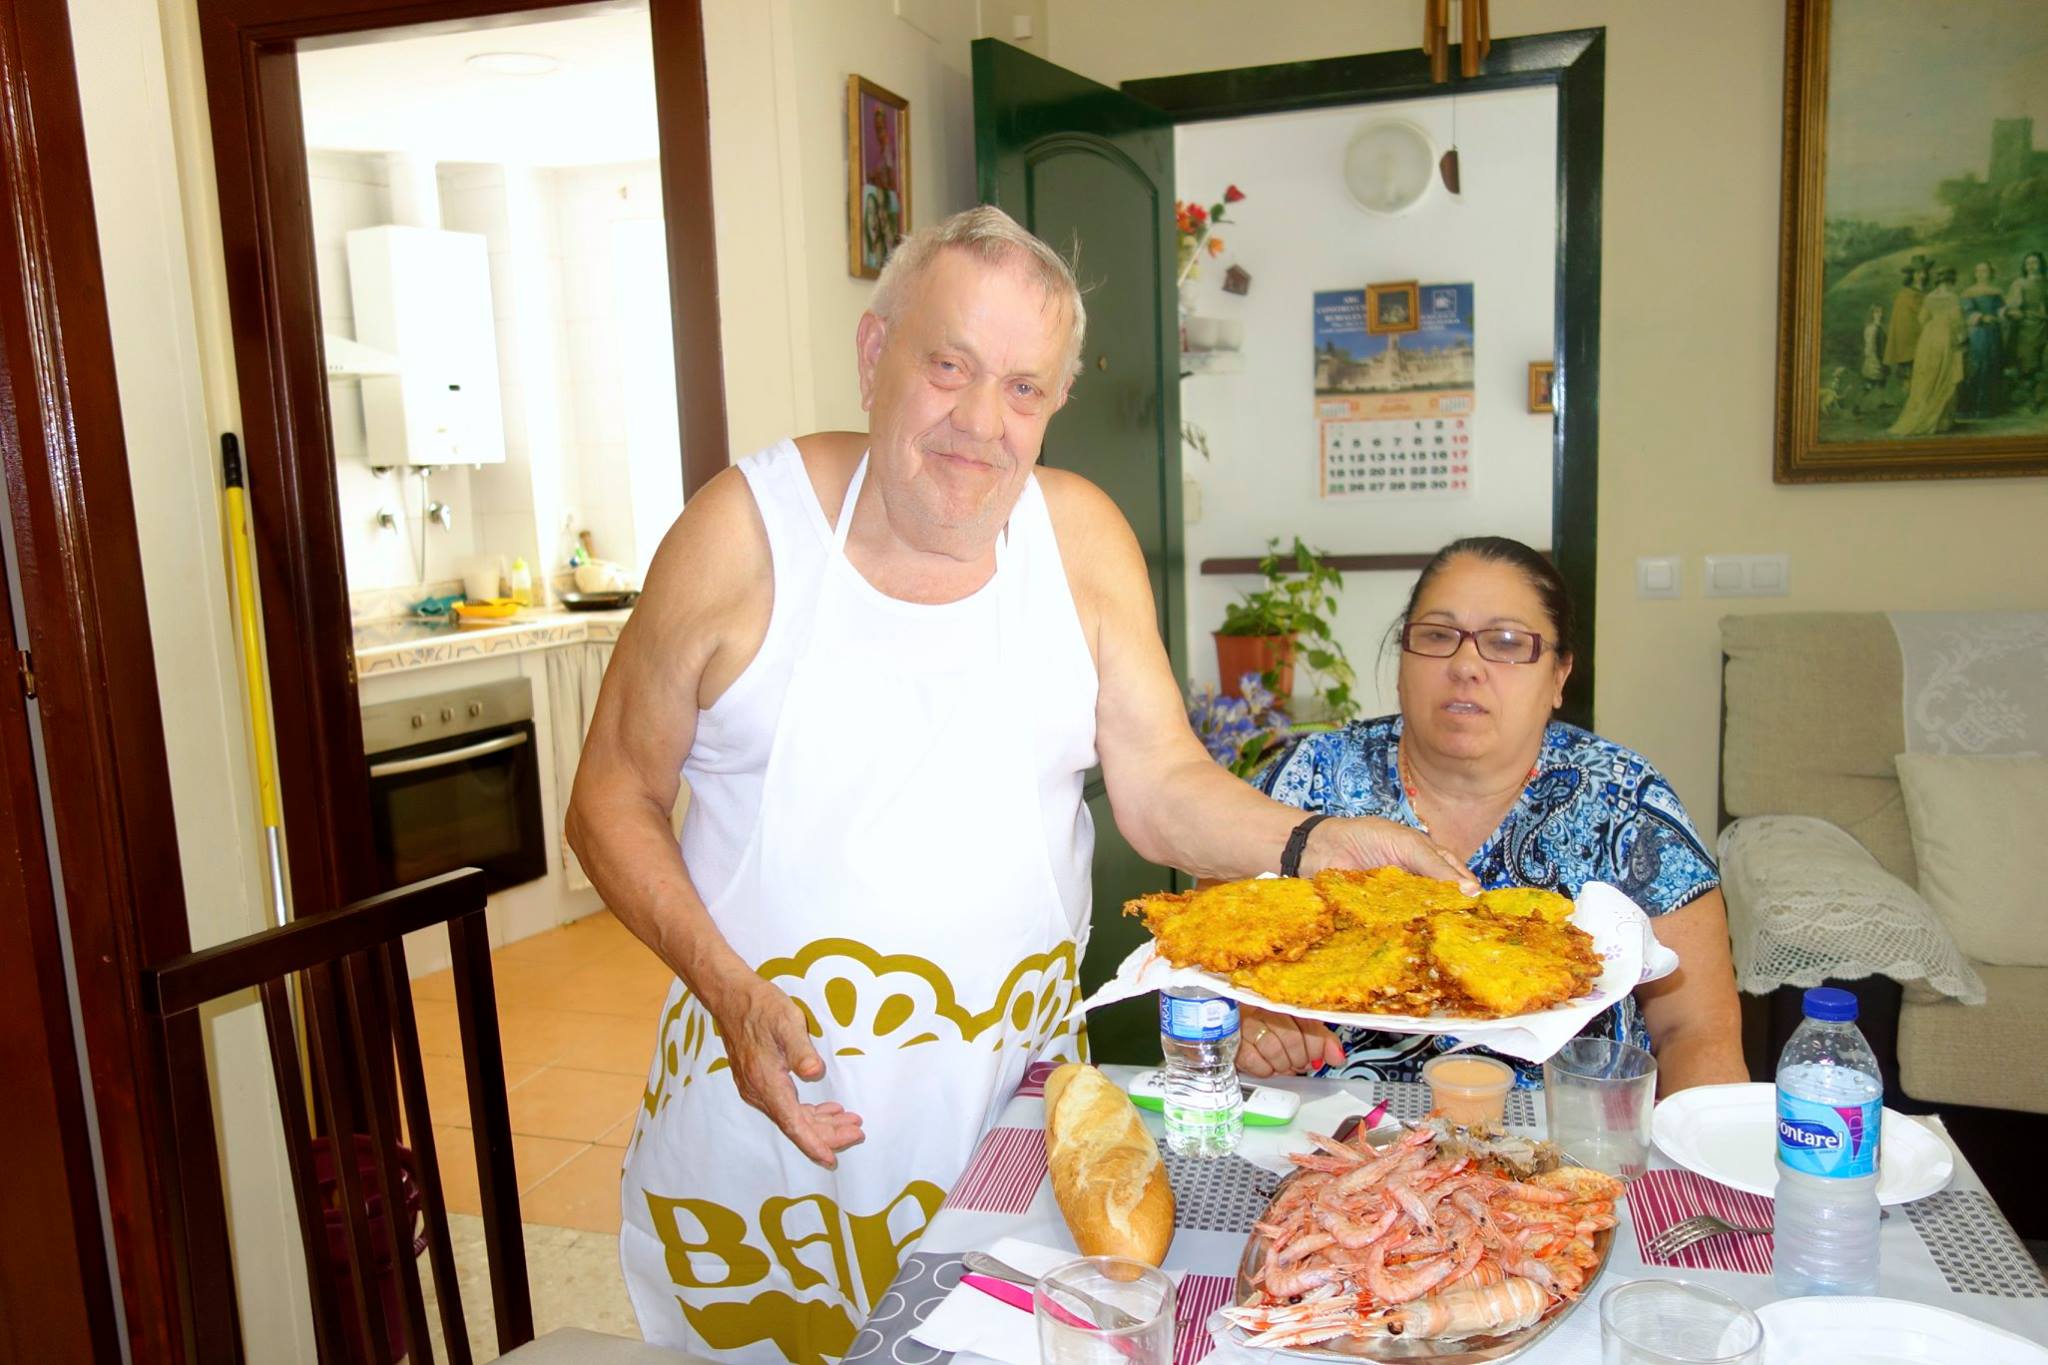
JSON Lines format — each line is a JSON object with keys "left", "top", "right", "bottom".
{"left": 1237, "top": 536, "right": 1747, "bottom": 1094}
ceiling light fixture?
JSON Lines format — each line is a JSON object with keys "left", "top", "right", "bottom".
{"left": 466, "top": 51, "right": 560, "bottom": 77}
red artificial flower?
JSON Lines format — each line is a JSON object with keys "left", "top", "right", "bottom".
{"left": 1188, "top": 203, "right": 1208, "bottom": 227}
{"left": 1224, "top": 184, "right": 1246, "bottom": 203}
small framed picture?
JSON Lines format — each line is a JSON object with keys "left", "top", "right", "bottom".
{"left": 848, "top": 76, "right": 911, "bottom": 280}
{"left": 1365, "top": 280, "right": 1420, "bottom": 334}
{"left": 1528, "top": 361, "right": 1556, "bottom": 414}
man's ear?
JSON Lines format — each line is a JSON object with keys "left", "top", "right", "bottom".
{"left": 856, "top": 312, "right": 888, "bottom": 412}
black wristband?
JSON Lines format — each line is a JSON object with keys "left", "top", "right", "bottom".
{"left": 1279, "top": 813, "right": 1331, "bottom": 879}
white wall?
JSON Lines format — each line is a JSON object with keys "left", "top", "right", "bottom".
{"left": 1178, "top": 88, "right": 1558, "bottom": 714}
{"left": 554, "top": 161, "right": 673, "bottom": 579}
{"left": 1050, "top": 0, "right": 2048, "bottom": 822}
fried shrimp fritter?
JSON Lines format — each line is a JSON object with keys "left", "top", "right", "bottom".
{"left": 1122, "top": 877, "right": 1334, "bottom": 971}
{"left": 1229, "top": 923, "right": 1436, "bottom": 1013}
{"left": 1426, "top": 910, "right": 1602, "bottom": 1017}
{"left": 1478, "top": 886, "right": 1576, "bottom": 924}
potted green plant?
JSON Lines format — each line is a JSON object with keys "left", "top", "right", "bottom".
{"left": 1214, "top": 537, "right": 1358, "bottom": 722}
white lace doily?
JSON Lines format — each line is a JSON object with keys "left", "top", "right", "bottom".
{"left": 1720, "top": 815, "right": 1985, "bottom": 1004}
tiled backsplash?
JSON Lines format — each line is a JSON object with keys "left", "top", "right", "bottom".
{"left": 349, "top": 579, "right": 463, "bottom": 625}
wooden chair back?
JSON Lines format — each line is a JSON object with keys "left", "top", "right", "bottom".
{"left": 146, "top": 869, "right": 531, "bottom": 1363}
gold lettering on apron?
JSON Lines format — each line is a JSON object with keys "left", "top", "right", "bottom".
{"left": 643, "top": 1192, "right": 770, "bottom": 1290}
{"left": 677, "top": 1290, "right": 856, "bottom": 1365}
{"left": 760, "top": 1193, "right": 855, "bottom": 1299}
{"left": 848, "top": 1180, "right": 945, "bottom": 1306}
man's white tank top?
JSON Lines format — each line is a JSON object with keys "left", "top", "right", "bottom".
{"left": 677, "top": 438, "right": 1099, "bottom": 930}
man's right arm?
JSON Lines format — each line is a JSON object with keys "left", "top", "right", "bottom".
{"left": 565, "top": 464, "right": 863, "bottom": 1167}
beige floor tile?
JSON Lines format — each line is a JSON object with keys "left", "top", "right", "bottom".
{"left": 520, "top": 1144, "right": 628, "bottom": 1235}
{"left": 593, "top": 1114, "right": 634, "bottom": 1149}
{"left": 411, "top": 966, "right": 457, "bottom": 1003}
{"left": 419, "top": 1052, "right": 544, "bottom": 1130}
{"left": 425, "top": 1127, "right": 587, "bottom": 1218}
{"left": 507, "top": 1066, "right": 644, "bottom": 1144}
{"left": 420, "top": 1214, "right": 641, "bottom": 1361}
{"left": 550, "top": 1011, "right": 658, "bottom": 1078}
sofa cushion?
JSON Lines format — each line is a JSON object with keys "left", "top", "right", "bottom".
{"left": 1720, "top": 614, "right": 1914, "bottom": 883}
{"left": 1895, "top": 753, "right": 2048, "bottom": 967}
{"left": 1899, "top": 963, "right": 2048, "bottom": 1114}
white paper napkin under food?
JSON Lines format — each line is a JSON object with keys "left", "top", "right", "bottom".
{"left": 907, "top": 1237, "right": 1079, "bottom": 1365}
{"left": 1082, "top": 882, "right": 1678, "bottom": 1064}
{"left": 1233, "top": 1088, "right": 1390, "bottom": 1176}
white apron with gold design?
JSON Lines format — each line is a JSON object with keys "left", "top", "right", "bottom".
{"left": 619, "top": 442, "right": 1097, "bottom": 1362}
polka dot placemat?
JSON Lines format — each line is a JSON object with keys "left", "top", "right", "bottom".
{"left": 1904, "top": 1189, "right": 2048, "bottom": 1298}
{"left": 1161, "top": 1151, "right": 1282, "bottom": 1235}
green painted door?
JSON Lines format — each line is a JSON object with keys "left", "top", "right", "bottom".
{"left": 972, "top": 39, "right": 1184, "bottom": 1064}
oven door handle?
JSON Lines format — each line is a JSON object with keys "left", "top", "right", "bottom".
{"left": 368, "top": 730, "right": 528, "bottom": 779}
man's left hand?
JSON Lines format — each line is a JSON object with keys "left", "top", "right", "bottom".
{"left": 1305, "top": 816, "right": 1479, "bottom": 894}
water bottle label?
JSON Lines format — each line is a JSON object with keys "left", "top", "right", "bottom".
{"left": 1776, "top": 1092, "right": 1881, "bottom": 1178}
{"left": 1160, "top": 993, "right": 1239, "bottom": 1042}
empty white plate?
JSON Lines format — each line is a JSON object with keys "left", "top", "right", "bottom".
{"left": 1758, "top": 1296, "right": 2048, "bottom": 1363}
{"left": 1651, "top": 1082, "right": 1952, "bottom": 1206}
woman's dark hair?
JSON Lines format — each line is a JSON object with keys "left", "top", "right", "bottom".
{"left": 1394, "top": 536, "right": 1575, "bottom": 661}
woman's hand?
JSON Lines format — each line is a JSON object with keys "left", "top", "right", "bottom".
{"left": 1238, "top": 1005, "right": 1344, "bottom": 1077}
{"left": 1305, "top": 816, "right": 1479, "bottom": 894}
{"left": 703, "top": 966, "right": 866, "bottom": 1167}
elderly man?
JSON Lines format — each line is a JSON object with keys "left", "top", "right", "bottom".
{"left": 568, "top": 206, "right": 1469, "bottom": 1361}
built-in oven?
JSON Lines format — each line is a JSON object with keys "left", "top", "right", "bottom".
{"left": 362, "top": 677, "right": 547, "bottom": 895}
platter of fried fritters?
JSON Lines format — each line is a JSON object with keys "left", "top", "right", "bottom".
{"left": 1124, "top": 868, "right": 1603, "bottom": 1021}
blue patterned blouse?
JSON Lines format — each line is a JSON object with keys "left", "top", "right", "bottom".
{"left": 1255, "top": 716, "right": 1719, "bottom": 1087}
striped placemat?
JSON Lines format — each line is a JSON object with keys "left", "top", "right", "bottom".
{"left": 1174, "top": 1272, "right": 1236, "bottom": 1365}
{"left": 1014, "top": 1060, "right": 1058, "bottom": 1098}
{"left": 943, "top": 1126, "right": 1046, "bottom": 1214}
{"left": 1628, "top": 1168, "right": 1774, "bottom": 1274}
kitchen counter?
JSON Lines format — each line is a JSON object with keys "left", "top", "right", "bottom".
{"left": 354, "top": 607, "right": 630, "bottom": 677}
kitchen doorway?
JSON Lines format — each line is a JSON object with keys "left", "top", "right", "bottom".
{"left": 198, "top": 0, "right": 724, "bottom": 928}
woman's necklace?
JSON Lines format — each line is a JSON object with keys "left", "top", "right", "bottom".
{"left": 1397, "top": 738, "right": 1539, "bottom": 841}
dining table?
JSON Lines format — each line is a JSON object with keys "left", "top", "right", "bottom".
{"left": 848, "top": 1061, "right": 2048, "bottom": 1362}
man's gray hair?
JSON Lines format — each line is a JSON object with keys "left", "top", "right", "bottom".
{"left": 869, "top": 205, "right": 1087, "bottom": 381}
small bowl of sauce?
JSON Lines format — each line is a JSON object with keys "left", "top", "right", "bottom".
{"left": 1423, "top": 1053, "right": 1515, "bottom": 1128}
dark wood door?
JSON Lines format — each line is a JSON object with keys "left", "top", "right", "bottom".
{"left": 972, "top": 39, "right": 1184, "bottom": 1063}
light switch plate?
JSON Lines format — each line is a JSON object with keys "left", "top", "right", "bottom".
{"left": 1637, "top": 556, "right": 1680, "bottom": 599}
{"left": 1704, "top": 553, "right": 1790, "bottom": 598}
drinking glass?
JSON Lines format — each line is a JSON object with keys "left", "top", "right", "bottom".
{"left": 1599, "top": 1279, "right": 1763, "bottom": 1364}
{"left": 1034, "top": 1257, "right": 1174, "bottom": 1365}
{"left": 1543, "top": 1038, "right": 1656, "bottom": 1179}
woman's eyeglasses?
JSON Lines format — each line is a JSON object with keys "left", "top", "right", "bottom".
{"left": 1400, "top": 622, "right": 1548, "bottom": 664}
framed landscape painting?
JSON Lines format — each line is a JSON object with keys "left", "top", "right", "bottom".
{"left": 1775, "top": 0, "right": 2048, "bottom": 482}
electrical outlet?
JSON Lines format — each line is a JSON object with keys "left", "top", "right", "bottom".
{"left": 1703, "top": 554, "right": 1790, "bottom": 598}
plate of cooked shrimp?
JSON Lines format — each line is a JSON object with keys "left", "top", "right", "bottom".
{"left": 1217, "top": 1116, "right": 1621, "bottom": 1360}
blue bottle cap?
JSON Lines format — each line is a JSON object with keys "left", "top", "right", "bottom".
{"left": 1803, "top": 986, "right": 1857, "bottom": 1022}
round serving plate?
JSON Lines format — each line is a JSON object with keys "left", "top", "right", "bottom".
{"left": 1227, "top": 1121, "right": 1615, "bottom": 1362}
{"left": 1650, "top": 1083, "right": 1952, "bottom": 1206}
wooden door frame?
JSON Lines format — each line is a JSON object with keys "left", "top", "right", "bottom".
{"left": 198, "top": 0, "right": 728, "bottom": 917}
{"left": 0, "top": 0, "right": 237, "bottom": 1358}
{"left": 1125, "top": 30, "right": 1606, "bottom": 726}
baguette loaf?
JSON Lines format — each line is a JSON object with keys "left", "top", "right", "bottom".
{"left": 1042, "top": 1064, "right": 1175, "bottom": 1264}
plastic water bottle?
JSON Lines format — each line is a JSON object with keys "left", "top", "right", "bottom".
{"left": 1158, "top": 987, "right": 1244, "bottom": 1157}
{"left": 1773, "top": 986, "right": 1883, "bottom": 1297}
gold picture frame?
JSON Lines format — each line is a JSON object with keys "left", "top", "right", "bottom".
{"left": 1774, "top": 0, "right": 2048, "bottom": 483}
{"left": 1365, "top": 280, "right": 1420, "bottom": 335}
{"left": 848, "top": 76, "right": 910, "bottom": 280}
{"left": 1528, "top": 361, "right": 1556, "bottom": 414}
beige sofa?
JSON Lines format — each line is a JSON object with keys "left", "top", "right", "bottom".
{"left": 1719, "top": 612, "right": 2045, "bottom": 1233}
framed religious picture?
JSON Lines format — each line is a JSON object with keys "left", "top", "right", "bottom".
{"left": 1775, "top": 0, "right": 2048, "bottom": 482}
{"left": 1528, "top": 361, "right": 1556, "bottom": 414}
{"left": 1365, "top": 280, "right": 1420, "bottom": 335}
{"left": 847, "top": 76, "right": 911, "bottom": 280}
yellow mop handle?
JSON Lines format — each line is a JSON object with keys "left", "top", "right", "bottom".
{"left": 223, "top": 436, "right": 282, "bottom": 831}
